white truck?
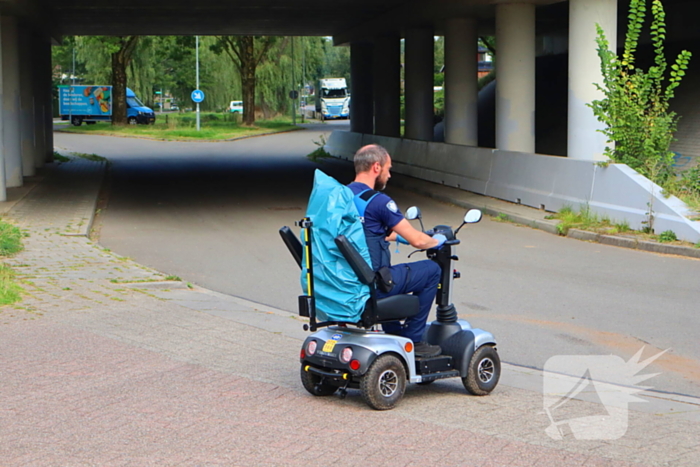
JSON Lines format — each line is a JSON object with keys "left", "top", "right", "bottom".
{"left": 315, "top": 78, "right": 350, "bottom": 120}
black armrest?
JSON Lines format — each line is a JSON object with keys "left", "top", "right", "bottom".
{"left": 279, "top": 226, "right": 303, "bottom": 269}
{"left": 334, "top": 235, "right": 375, "bottom": 285}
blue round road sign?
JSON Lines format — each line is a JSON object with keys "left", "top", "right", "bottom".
{"left": 191, "top": 90, "right": 205, "bottom": 103}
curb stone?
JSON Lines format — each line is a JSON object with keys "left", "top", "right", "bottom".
{"left": 567, "top": 229, "right": 700, "bottom": 258}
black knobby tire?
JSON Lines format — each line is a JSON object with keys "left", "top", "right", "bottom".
{"left": 462, "top": 345, "right": 500, "bottom": 396}
{"left": 360, "top": 354, "right": 406, "bottom": 410}
{"left": 300, "top": 366, "right": 338, "bottom": 396}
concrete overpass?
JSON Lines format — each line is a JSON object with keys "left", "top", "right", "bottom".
{"left": 1, "top": 0, "right": 700, "bottom": 240}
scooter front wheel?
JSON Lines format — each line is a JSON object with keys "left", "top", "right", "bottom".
{"left": 300, "top": 366, "right": 338, "bottom": 396}
{"left": 360, "top": 354, "right": 406, "bottom": 410}
{"left": 462, "top": 345, "right": 500, "bottom": 395}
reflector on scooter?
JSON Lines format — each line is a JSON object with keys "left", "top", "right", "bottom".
{"left": 307, "top": 340, "right": 317, "bottom": 356}
{"left": 405, "top": 342, "right": 414, "bottom": 353}
{"left": 349, "top": 360, "right": 361, "bottom": 370}
{"left": 340, "top": 347, "right": 353, "bottom": 363}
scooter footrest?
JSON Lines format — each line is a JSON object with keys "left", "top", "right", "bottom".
{"left": 419, "top": 370, "right": 460, "bottom": 383}
{"left": 415, "top": 355, "right": 454, "bottom": 374}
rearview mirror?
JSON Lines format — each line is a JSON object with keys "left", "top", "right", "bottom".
{"left": 464, "top": 209, "right": 482, "bottom": 224}
{"left": 405, "top": 206, "right": 422, "bottom": 220}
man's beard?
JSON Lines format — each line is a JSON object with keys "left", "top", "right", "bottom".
{"left": 376, "top": 177, "right": 387, "bottom": 191}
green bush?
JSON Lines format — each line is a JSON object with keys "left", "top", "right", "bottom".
{"left": 589, "top": 0, "right": 691, "bottom": 188}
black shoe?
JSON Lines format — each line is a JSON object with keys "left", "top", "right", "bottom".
{"left": 414, "top": 342, "right": 442, "bottom": 358}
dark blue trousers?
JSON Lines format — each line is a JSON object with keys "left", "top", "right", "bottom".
{"left": 377, "top": 260, "right": 441, "bottom": 343}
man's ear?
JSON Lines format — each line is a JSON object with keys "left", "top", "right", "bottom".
{"left": 373, "top": 162, "right": 382, "bottom": 174}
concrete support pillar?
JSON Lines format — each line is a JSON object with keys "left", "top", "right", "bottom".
{"left": 18, "top": 27, "right": 36, "bottom": 177}
{"left": 373, "top": 34, "right": 401, "bottom": 137}
{"left": 568, "top": 0, "right": 617, "bottom": 160}
{"left": 404, "top": 27, "right": 434, "bottom": 141}
{"left": 40, "top": 37, "right": 53, "bottom": 163}
{"left": 31, "top": 33, "right": 46, "bottom": 169}
{"left": 495, "top": 2, "right": 536, "bottom": 152}
{"left": 1, "top": 16, "right": 23, "bottom": 187}
{"left": 444, "top": 18, "right": 478, "bottom": 146}
{"left": 350, "top": 42, "right": 374, "bottom": 134}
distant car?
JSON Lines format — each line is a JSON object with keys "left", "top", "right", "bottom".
{"left": 229, "top": 100, "right": 244, "bottom": 114}
{"left": 170, "top": 103, "right": 179, "bottom": 111}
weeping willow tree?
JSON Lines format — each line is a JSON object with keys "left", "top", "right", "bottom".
{"left": 76, "top": 36, "right": 140, "bottom": 125}
{"left": 58, "top": 35, "right": 348, "bottom": 121}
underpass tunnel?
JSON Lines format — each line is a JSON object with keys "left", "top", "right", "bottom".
{"left": 2, "top": 0, "right": 700, "bottom": 219}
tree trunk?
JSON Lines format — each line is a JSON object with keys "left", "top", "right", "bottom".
{"left": 111, "top": 36, "right": 139, "bottom": 126}
{"left": 112, "top": 52, "right": 128, "bottom": 125}
{"left": 240, "top": 37, "right": 256, "bottom": 126}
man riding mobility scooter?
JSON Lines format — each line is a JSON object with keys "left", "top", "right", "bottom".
{"left": 279, "top": 170, "right": 500, "bottom": 410}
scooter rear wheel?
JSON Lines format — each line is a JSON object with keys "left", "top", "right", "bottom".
{"left": 300, "top": 366, "right": 338, "bottom": 396}
{"left": 360, "top": 354, "right": 406, "bottom": 410}
{"left": 462, "top": 345, "right": 500, "bottom": 395}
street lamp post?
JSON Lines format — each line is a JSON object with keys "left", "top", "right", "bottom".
{"left": 196, "top": 35, "right": 200, "bottom": 131}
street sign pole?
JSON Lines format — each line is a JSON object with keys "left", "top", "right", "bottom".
{"left": 196, "top": 35, "right": 200, "bottom": 131}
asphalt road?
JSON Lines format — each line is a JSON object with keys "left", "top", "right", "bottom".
{"left": 54, "top": 124, "right": 700, "bottom": 398}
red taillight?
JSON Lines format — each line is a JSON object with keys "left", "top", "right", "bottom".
{"left": 349, "top": 359, "right": 361, "bottom": 370}
{"left": 300, "top": 349, "right": 306, "bottom": 359}
{"left": 306, "top": 340, "right": 317, "bottom": 356}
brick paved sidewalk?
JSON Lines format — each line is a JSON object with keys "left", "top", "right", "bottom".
{"left": 0, "top": 157, "right": 697, "bottom": 466}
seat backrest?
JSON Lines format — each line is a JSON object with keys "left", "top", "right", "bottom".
{"left": 334, "top": 234, "right": 375, "bottom": 285}
{"left": 279, "top": 226, "right": 302, "bottom": 269}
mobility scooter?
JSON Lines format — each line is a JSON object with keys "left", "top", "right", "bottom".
{"left": 280, "top": 188, "right": 500, "bottom": 410}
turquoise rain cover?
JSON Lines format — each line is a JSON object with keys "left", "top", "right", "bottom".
{"left": 301, "top": 170, "right": 371, "bottom": 322}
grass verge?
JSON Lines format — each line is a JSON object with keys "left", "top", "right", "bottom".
{"left": 548, "top": 205, "right": 698, "bottom": 248}
{"left": 58, "top": 114, "right": 298, "bottom": 141}
{"left": 547, "top": 205, "right": 630, "bottom": 236}
{"left": 0, "top": 219, "right": 24, "bottom": 306}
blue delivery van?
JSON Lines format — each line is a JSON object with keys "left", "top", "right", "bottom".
{"left": 58, "top": 86, "right": 156, "bottom": 126}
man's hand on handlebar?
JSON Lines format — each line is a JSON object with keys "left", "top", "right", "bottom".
{"left": 432, "top": 233, "right": 447, "bottom": 248}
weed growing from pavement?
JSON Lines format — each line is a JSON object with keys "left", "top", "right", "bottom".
{"left": 658, "top": 230, "right": 678, "bottom": 243}
{"left": 307, "top": 135, "right": 333, "bottom": 163}
{"left": 0, "top": 219, "right": 25, "bottom": 306}
{"left": 0, "top": 265, "right": 22, "bottom": 306}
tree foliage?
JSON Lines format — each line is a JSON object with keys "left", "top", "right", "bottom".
{"left": 211, "top": 36, "right": 282, "bottom": 125}
{"left": 52, "top": 35, "right": 350, "bottom": 123}
{"left": 74, "top": 36, "right": 140, "bottom": 125}
{"left": 589, "top": 0, "right": 691, "bottom": 186}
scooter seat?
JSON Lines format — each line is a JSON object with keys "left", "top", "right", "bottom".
{"left": 373, "top": 294, "right": 420, "bottom": 322}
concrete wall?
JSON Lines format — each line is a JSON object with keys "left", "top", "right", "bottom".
{"left": 325, "top": 131, "right": 700, "bottom": 243}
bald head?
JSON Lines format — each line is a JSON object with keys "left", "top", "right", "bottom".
{"left": 353, "top": 144, "right": 390, "bottom": 174}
